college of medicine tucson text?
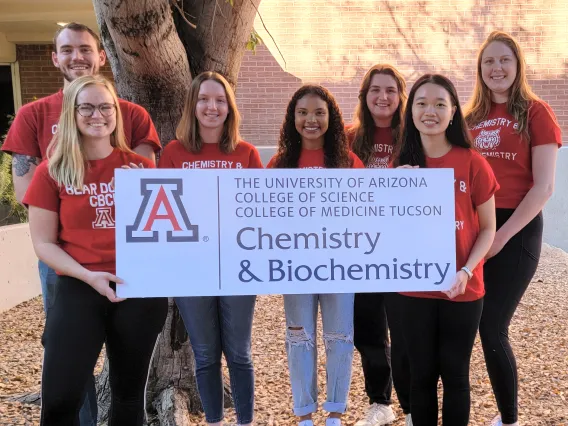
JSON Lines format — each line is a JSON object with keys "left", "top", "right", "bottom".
{"left": 236, "top": 227, "right": 452, "bottom": 285}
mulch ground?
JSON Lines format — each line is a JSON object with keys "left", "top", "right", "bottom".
{"left": 1, "top": 244, "right": 566, "bottom": 425}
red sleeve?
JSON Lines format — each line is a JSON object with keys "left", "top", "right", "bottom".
{"left": 349, "top": 152, "right": 365, "bottom": 169}
{"left": 158, "top": 141, "right": 176, "bottom": 169}
{"left": 529, "top": 101, "right": 562, "bottom": 148}
{"left": 22, "top": 161, "right": 60, "bottom": 211}
{"left": 471, "top": 152, "right": 500, "bottom": 207}
{"left": 122, "top": 101, "right": 162, "bottom": 153}
{"left": 247, "top": 146, "right": 264, "bottom": 169}
{"left": 1, "top": 103, "right": 42, "bottom": 157}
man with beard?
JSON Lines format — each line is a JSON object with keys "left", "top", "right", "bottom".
{"left": 1, "top": 22, "right": 161, "bottom": 426}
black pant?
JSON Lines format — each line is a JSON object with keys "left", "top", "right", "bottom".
{"left": 399, "top": 295, "right": 483, "bottom": 426}
{"left": 354, "top": 293, "right": 392, "bottom": 406}
{"left": 480, "top": 209, "right": 543, "bottom": 424}
{"left": 40, "top": 276, "right": 168, "bottom": 426}
{"left": 354, "top": 293, "right": 411, "bottom": 413}
{"left": 385, "top": 293, "right": 411, "bottom": 414}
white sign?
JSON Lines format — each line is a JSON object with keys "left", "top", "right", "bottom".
{"left": 115, "top": 168, "right": 456, "bottom": 297}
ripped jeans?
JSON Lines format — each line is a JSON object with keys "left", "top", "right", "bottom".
{"left": 284, "top": 293, "right": 355, "bottom": 416}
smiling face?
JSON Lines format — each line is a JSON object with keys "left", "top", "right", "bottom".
{"left": 366, "top": 73, "right": 401, "bottom": 126}
{"left": 411, "top": 82, "right": 456, "bottom": 138}
{"left": 481, "top": 41, "right": 518, "bottom": 103}
{"left": 294, "top": 94, "right": 329, "bottom": 148}
{"left": 195, "top": 79, "right": 229, "bottom": 133}
{"left": 52, "top": 29, "right": 106, "bottom": 83}
{"left": 75, "top": 84, "right": 116, "bottom": 140}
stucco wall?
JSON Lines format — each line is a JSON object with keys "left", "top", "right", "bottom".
{"left": 0, "top": 224, "right": 40, "bottom": 313}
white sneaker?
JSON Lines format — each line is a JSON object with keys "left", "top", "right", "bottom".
{"left": 354, "top": 403, "right": 396, "bottom": 426}
{"left": 405, "top": 414, "right": 413, "bottom": 426}
{"left": 490, "top": 415, "right": 503, "bottom": 426}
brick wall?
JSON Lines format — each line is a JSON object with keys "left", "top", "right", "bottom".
{"left": 237, "top": 0, "right": 568, "bottom": 146}
{"left": 17, "top": 44, "right": 114, "bottom": 104}
{"left": 15, "top": 0, "right": 568, "bottom": 147}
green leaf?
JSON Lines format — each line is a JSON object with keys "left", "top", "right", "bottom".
{"left": 245, "top": 29, "right": 264, "bottom": 54}
{"left": 0, "top": 114, "right": 28, "bottom": 224}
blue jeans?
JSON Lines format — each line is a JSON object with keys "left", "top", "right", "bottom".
{"left": 175, "top": 296, "right": 256, "bottom": 424}
{"left": 284, "top": 293, "right": 355, "bottom": 416}
{"left": 38, "top": 260, "right": 98, "bottom": 426}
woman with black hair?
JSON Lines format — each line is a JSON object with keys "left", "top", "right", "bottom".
{"left": 392, "top": 74, "right": 498, "bottom": 426}
{"left": 268, "top": 84, "right": 363, "bottom": 426}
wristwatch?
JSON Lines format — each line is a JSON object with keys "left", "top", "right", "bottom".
{"left": 461, "top": 266, "right": 473, "bottom": 280}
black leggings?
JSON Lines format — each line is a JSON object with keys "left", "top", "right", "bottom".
{"left": 40, "top": 275, "right": 168, "bottom": 426}
{"left": 354, "top": 293, "right": 392, "bottom": 406}
{"left": 399, "top": 295, "right": 483, "bottom": 426}
{"left": 480, "top": 209, "right": 543, "bottom": 424}
{"left": 354, "top": 293, "right": 411, "bottom": 412}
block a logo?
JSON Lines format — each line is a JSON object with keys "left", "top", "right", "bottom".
{"left": 126, "top": 178, "right": 199, "bottom": 243}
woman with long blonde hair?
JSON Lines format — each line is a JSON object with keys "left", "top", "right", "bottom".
{"left": 348, "top": 64, "right": 411, "bottom": 426}
{"left": 25, "top": 75, "right": 167, "bottom": 425}
{"left": 465, "top": 31, "right": 562, "bottom": 426}
{"left": 160, "top": 71, "right": 263, "bottom": 426}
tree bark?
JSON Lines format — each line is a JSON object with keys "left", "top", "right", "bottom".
{"left": 93, "top": 0, "right": 191, "bottom": 143}
{"left": 91, "top": 1, "right": 261, "bottom": 423}
{"left": 174, "top": 0, "right": 262, "bottom": 87}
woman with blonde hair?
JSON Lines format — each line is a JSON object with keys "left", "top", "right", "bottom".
{"left": 160, "top": 71, "right": 262, "bottom": 426}
{"left": 24, "top": 75, "right": 167, "bottom": 425}
{"left": 465, "top": 31, "right": 562, "bottom": 426}
{"left": 348, "top": 64, "right": 411, "bottom": 426}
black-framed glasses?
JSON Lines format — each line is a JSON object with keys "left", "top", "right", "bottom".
{"left": 75, "top": 103, "right": 117, "bottom": 117}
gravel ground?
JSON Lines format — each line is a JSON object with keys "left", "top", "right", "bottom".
{"left": 1, "top": 244, "right": 567, "bottom": 425}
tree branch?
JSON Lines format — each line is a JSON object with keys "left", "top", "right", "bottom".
{"left": 249, "top": 0, "right": 286, "bottom": 68}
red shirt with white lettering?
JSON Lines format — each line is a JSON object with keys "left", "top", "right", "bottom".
{"left": 158, "top": 140, "right": 263, "bottom": 169}
{"left": 469, "top": 100, "right": 562, "bottom": 209}
{"left": 1, "top": 90, "right": 162, "bottom": 159}
{"left": 346, "top": 125, "right": 395, "bottom": 168}
{"left": 402, "top": 146, "right": 499, "bottom": 302}
{"left": 267, "top": 148, "right": 365, "bottom": 169}
{"left": 23, "top": 149, "right": 154, "bottom": 274}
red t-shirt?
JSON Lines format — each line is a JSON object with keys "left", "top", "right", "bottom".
{"left": 266, "top": 148, "right": 364, "bottom": 169}
{"left": 2, "top": 90, "right": 162, "bottom": 159}
{"left": 346, "top": 125, "right": 395, "bottom": 168}
{"left": 402, "top": 146, "right": 499, "bottom": 302}
{"left": 158, "top": 140, "right": 263, "bottom": 169}
{"left": 469, "top": 100, "right": 562, "bottom": 209}
{"left": 23, "top": 149, "right": 154, "bottom": 274}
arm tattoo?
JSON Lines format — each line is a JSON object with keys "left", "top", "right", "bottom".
{"left": 12, "top": 154, "right": 39, "bottom": 177}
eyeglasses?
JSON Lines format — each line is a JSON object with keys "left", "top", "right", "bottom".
{"left": 75, "top": 103, "right": 117, "bottom": 117}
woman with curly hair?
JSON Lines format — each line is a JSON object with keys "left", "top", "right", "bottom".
{"left": 268, "top": 84, "right": 363, "bottom": 426}
{"left": 347, "top": 64, "right": 410, "bottom": 426}
{"left": 465, "top": 31, "right": 561, "bottom": 426}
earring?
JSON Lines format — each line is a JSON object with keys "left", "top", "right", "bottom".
{"left": 450, "top": 119, "right": 453, "bottom": 125}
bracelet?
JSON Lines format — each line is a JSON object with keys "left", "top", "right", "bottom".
{"left": 461, "top": 266, "right": 473, "bottom": 280}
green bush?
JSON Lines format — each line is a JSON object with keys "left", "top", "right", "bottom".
{"left": 0, "top": 115, "right": 28, "bottom": 223}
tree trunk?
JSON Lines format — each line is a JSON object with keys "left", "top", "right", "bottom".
{"left": 93, "top": 0, "right": 191, "bottom": 143}
{"left": 91, "top": 1, "right": 261, "bottom": 424}
{"left": 173, "top": 0, "right": 262, "bottom": 86}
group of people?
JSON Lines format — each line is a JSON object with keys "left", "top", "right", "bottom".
{"left": 1, "top": 21, "right": 561, "bottom": 426}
